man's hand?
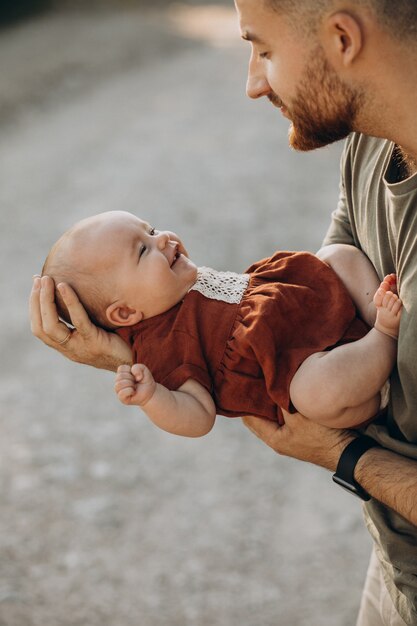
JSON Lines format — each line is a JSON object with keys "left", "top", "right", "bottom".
{"left": 243, "top": 409, "right": 355, "bottom": 472}
{"left": 30, "top": 276, "right": 132, "bottom": 372}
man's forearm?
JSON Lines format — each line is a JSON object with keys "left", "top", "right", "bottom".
{"left": 78, "top": 351, "right": 131, "bottom": 372}
{"left": 243, "top": 413, "right": 417, "bottom": 527}
{"left": 354, "top": 447, "right": 417, "bottom": 526}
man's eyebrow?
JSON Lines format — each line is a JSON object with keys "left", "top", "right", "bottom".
{"left": 241, "top": 30, "right": 265, "bottom": 45}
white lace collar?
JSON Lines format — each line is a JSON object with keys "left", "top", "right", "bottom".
{"left": 189, "top": 266, "right": 249, "bottom": 304}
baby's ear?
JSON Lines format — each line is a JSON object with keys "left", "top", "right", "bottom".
{"left": 106, "top": 301, "right": 143, "bottom": 327}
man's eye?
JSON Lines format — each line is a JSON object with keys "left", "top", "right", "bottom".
{"left": 259, "top": 51, "right": 269, "bottom": 59}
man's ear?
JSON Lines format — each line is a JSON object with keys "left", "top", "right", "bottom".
{"left": 106, "top": 301, "right": 143, "bottom": 327}
{"left": 321, "top": 11, "right": 363, "bottom": 69}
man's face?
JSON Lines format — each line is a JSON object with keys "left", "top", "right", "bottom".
{"left": 235, "top": 0, "right": 363, "bottom": 150}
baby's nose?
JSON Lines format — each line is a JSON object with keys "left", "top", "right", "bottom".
{"left": 156, "top": 231, "right": 170, "bottom": 248}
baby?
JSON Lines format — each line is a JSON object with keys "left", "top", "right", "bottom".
{"left": 42, "top": 211, "right": 402, "bottom": 437}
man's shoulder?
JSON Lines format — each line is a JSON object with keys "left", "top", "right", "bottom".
{"left": 344, "top": 132, "right": 392, "bottom": 160}
{"left": 340, "top": 133, "right": 394, "bottom": 187}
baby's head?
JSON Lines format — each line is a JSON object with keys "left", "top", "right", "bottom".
{"left": 42, "top": 211, "right": 197, "bottom": 330}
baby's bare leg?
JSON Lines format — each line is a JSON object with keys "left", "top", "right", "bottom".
{"left": 289, "top": 277, "right": 402, "bottom": 428}
{"left": 289, "top": 331, "right": 395, "bottom": 427}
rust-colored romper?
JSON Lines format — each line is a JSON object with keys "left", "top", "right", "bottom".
{"left": 117, "top": 251, "right": 367, "bottom": 423}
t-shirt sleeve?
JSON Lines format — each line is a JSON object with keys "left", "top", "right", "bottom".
{"left": 322, "top": 135, "right": 356, "bottom": 247}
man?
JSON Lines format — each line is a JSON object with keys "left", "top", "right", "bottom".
{"left": 31, "top": 0, "right": 417, "bottom": 623}
{"left": 235, "top": 1, "right": 417, "bottom": 624}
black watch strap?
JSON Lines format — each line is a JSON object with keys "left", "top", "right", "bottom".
{"left": 332, "top": 436, "right": 380, "bottom": 501}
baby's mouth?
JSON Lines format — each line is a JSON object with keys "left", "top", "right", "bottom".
{"left": 171, "top": 249, "right": 181, "bottom": 267}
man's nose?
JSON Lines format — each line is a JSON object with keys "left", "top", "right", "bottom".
{"left": 246, "top": 56, "right": 271, "bottom": 99}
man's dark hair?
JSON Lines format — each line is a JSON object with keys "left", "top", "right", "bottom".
{"left": 265, "top": 0, "right": 417, "bottom": 40}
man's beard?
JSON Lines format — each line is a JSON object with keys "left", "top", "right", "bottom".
{"left": 283, "top": 46, "right": 364, "bottom": 151}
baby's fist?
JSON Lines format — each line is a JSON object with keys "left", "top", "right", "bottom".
{"left": 115, "top": 363, "right": 156, "bottom": 406}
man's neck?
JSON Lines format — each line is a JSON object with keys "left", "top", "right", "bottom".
{"left": 356, "top": 37, "right": 417, "bottom": 163}
{"left": 385, "top": 103, "right": 417, "bottom": 168}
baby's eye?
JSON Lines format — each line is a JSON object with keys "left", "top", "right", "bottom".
{"left": 139, "top": 227, "right": 156, "bottom": 259}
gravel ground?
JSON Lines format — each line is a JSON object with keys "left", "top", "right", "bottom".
{"left": 0, "top": 3, "right": 372, "bottom": 625}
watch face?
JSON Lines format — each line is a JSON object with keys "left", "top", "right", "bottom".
{"left": 332, "top": 475, "right": 370, "bottom": 501}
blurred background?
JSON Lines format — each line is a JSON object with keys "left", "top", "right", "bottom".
{"left": 0, "top": 1, "right": 372, "bottom": 625}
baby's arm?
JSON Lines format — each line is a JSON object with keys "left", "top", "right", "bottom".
{"left": 115, "top": 364, "right": 216, "bottom": 437}
{"left": 316, "top": 243, "right": 384, "bottom": 326}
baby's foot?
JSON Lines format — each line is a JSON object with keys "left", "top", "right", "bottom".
{"left": 382, "top": 273, "right": 398, "bottom": 295}
{"left": 373, "top": 275, "right": 402, "bottom": 339}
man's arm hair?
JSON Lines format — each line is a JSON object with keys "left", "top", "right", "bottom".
{"left": 355, "top": 446, "right": 417, "bottom": 526}
{"left": 242, "top": 413, "right": 417, "bottom": 527}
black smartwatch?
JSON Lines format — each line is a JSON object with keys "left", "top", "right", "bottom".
{"left": 332, "top": 436, "right": 380, "bottom": 500}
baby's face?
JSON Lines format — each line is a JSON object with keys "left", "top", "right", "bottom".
{"left": 76, "top": 211, "right": 197, "bottom": 321}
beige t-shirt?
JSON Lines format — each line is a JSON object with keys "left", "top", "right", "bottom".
{"left": 324, "top": 133, "right": 417, "bottom": 625}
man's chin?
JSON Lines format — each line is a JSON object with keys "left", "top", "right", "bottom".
{"left": 288, "top": 123, "right": 329, "bottom": 151}
{"left": 288, "top": 122, "right": 350, "bottom": 152}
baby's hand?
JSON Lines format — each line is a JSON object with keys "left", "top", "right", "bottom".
{"left": 115, "top": 363, "right": 156, "bottom": 407}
